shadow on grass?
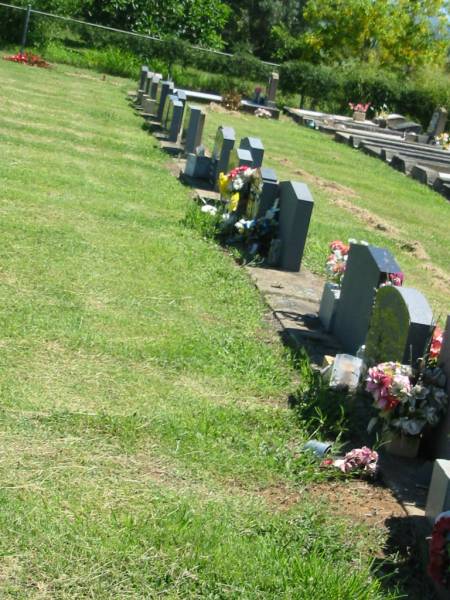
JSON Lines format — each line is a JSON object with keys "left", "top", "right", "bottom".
{"left": 373, "top": 514, "right": 436, "bottom": 600}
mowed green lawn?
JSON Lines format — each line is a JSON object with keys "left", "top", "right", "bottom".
{"left": 203, "top": 108, "right": 450, "bottom": 320}
{"left": 0, "top": 59, "right": 406, "bottom": 599}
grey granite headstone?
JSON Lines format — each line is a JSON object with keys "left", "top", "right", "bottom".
{"left": 210, "top": 126, "right": 236, "bottom": 190}
{"left": 255, "top": 167, "right": 279, "bottom": 219}
{"left": 157, "top": 81, "right": 174, "bottom": 121}
{"left": 332, "top": 243, "right": 402, "bottom": 354}
{"left": 428, "top": 316, "right": 450, "bottom": 458}
{"left": 239, "top": 137, "right": 264, "bottom": 168}
{"left": 266, "top": 72, "right": 279, "bottom": 104}
{"left": 278, "top": 181, "right": 314, "bottom": 272}
{"left": 162, "top": 94, "right": 178, "bottom": 130}
{"left": 181, "top": 105, "right": 205, "bottom": 154}
{"left": 227, "top": 148, "right": 254, "bottom": 171}
{"left": 166, "top": 98, "right": 184, "bottom": 143}
{"left": 365, "top": 285, "right": 434, "bottom": 365}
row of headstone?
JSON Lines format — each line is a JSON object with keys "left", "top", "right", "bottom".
{"left": 135, "top": 66, "right": 314, "bottom": 274}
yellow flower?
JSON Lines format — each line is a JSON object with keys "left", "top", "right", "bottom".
{"left": 219, "top": 173, "right": 230, "bottom": 196}
{"left": 229, "top": 192, "right": 240, "bottom": 212}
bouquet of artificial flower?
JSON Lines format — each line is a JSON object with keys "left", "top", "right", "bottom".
{"left": 325, "top": 240, "right": 349, "bottom": 285}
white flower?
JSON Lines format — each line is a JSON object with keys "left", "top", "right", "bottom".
{"left": 201, "top": 204, "right": 217, "bottom": 215}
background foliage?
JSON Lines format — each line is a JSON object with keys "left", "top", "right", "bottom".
{"left": 0, "top": 0, "right": 449, "bottom": 124}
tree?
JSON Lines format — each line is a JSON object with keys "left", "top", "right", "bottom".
{"left": 295, "top": 0, "right": 450, "bottom": 70}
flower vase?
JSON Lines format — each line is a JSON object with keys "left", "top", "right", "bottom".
{"left": 383, "top": 430, "right": 420, "bottom": 458}
{"left": 319, "top": 282, "right": 341, "bottom": 332}
{"left": 353, "top": 110, "right": 366, "bottom": 122}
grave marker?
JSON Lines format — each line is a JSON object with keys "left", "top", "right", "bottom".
{"left": 251, "top": 167, "right": 279, "bottom": 219}
{"left": 266, "top": 72, "right": 279, "bottom": 105}
{"left": 227, "top": 148, "right": 254, "bottom": 171}
{"left": 278, "top": 181, "right": 314, "bottom": 272}
{"left": 365, "top": 285, "right": 434, "bottom": 365}
{"left": 332, "top": 243, "right": 401, "bottom": 354}
{"left": 166, "top": 98, "right": 184, "bottom": 143}
{"left": 138, "top": 65, "right": 148, "bottom": 92}
{"left": 157, "top": 81, "right": 174, "bottom": 121}
{"left": 210, "top": 126, "right": 236, "bottom": 190}
{"left": 239, "top": 137, "right": 264, "bottom": 168}
{"left": 426, "top": 459, "right": 450, "bottom": 523}
{"left": 181, "top": 105, "right": 205, "bottom": 154}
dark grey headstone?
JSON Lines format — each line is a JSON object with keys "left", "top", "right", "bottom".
{"left": 255, "top": 168, "right": 279, "bottom": 219}
{"left": 182, "top": 105, "right": 205, "bottom": 154}
{"left": 332, "top": 243, "right": 402, "bottom": 354}
{"left": 227, "top": 148, "right": 254, "bottom": 171}
{"left": 166, "top": 99, "right": 184, "bottom": 143}
{"left": 157, "top": 81, "right": 174, "bottom": 121}
{"left": 365, "top": 285, "right": 434, "bottom": 365}
{"left": 138, "top": 65, "right": 149, "bottom": 91}
{"left": 210, "top": 126, "right": 236, "bottom": 190}
{"left": 278, "top": 181, "right": 314, "bottom": 272}
{"left": 239, "top": 137, "right": 264, "bottom": 168}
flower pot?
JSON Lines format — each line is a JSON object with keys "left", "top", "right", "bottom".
{"left": 353, "top": 110, "right": 366, "bottom": 122}
{"left": 384, "top": 431, "right": 420, "bottom": 458}
{"left": 319, "top": 282, "right": 341, "bottom": 332}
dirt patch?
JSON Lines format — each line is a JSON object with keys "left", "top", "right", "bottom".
{"left": 332, "top": 197, "right": 401, "bottom": 237}
{"left": 207, "top": 102, "right": 241, "bottom": 117}
{"left": 294, "top": 167, "right": 359, "bottom": 200}
{"left": 303, "top": 480, "right": 405, "bottom": 527}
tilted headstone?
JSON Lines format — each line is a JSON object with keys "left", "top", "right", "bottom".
{"left": 227, "top": 148, "right": 254, "bottom": 171}
{"left": 278, "top": 181, "right": 314, "bottom": 272}
{"left": 181, "top": 105, "right": 205, "bottom": 154}
{"left": 266, "top": 72, "right": 279, "bottom": 104}
{"left": 332, "top": 243, "right": 402, "bottom": 354}
{"left": 166, "top": 98, "right": 184, "bottom": 143}
{"left": 365, "top": 285, "right": 434, "bottom": 365}
{"left": 428, "top": 316, "right": 450, "bottom": 458}
{"left": 239, "top": 137, "right": 264, "bottom": 168}
{"left": 157, "top": 81, "right": 175, "bottom": 121}
{"left": 427, "top": 107, "right": 448, "bottom": 138}
{"left": 210, "top": 126, "right": 236, "bottom": 190}
{"left": 255, "top": 167, "right": 279, "bottom": 219}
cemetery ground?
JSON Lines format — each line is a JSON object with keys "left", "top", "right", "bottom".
{"left": 0, "top": 58, "right": 445, "bottom": 599}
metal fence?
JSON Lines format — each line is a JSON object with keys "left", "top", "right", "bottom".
{"left": 0, "top": 1, "right": 279, "bottom": 68}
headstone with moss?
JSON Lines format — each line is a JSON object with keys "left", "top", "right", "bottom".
{"left": 365, "top": 285, "right": 434, "bottom": 365}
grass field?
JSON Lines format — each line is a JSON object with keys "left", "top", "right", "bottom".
{"left": 201, "top": 107, "right": 450, "bottom": 320}
{"left": 0, "top": 58, "right": 416, "bottom": 598}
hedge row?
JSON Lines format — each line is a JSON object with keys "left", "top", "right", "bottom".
{"left": 279, "top": 60, "right": 450, "bottom": 127}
